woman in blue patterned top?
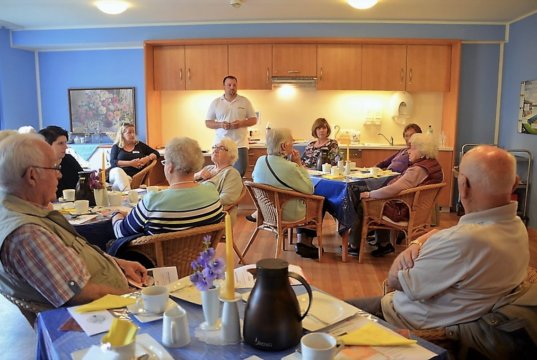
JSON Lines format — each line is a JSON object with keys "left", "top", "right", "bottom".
{"left": 112, "top": 137, "right": 224, "bottom": 238}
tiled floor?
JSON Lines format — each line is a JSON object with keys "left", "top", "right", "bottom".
{"left": 0, "top": 296, "right": 36, "bottom": 360}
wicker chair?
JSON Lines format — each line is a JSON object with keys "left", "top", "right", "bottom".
{"left": 359, "top": 182, "right": 445, "bottom": 263}
{"left": 0, "top": 289, "right": 49, "bottom": 327}
{"left": 383, "top": 266, "right": 537, "bottom": 358}
{"left": 130, "top": 159, "right": 157, "bottom": 189}
{"left": 222, "top": 185, "right": 247, "bottom": 264}
{"left": 242, "top": 181, "right": 325, "bottom": 260}
{"left": 125, "top": 222, "right": 225, "bottom": 278}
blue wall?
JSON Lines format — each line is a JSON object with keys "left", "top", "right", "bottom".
{"left": 0, "top": 29, "right": 39, "bottom": 130}
{"left": 500, "top": 13, "right": 537, "bottom": 228}
{"left": 39, "top": 49, "right": 146, "bottom": 140}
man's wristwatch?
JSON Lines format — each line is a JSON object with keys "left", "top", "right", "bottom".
{"left": 409, "top": 240, "right": 422, "bottom": 248}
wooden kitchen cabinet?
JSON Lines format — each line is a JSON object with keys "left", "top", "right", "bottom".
{"left": 153, "top": 44, "right": 228, "bottom": 90}
{"left": 272, "top": 44, "right": 317, "bottom": 77}
{"left": 246, "top": 148, "right": 266, "bottom": 180}
{"left": 361, "top": 44, "right": 451, "bottom": 92}
{"left": 229, "top": 44, "right": 272, "bottom": 89}
{"left": 317, "top": 44, "right": 362, "bottom": 90}
{"left": 361, "top": 148, "right": 397, "bottom": 166}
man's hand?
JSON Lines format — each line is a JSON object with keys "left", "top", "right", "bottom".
{"left": 115, "top": 259, "right": 148, "bottom": 285}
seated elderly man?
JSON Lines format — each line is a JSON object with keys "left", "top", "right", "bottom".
{"left": 347, "top": 146, "right": 530, "bottom": 354}
{"left": 0, "top": 134, "right": 147, "bottom": 315}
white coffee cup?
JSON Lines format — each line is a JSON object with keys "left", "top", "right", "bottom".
{"left": 108, "top": 191, "right": 122, "bottom": 207}
{"left": 74, "top": 200, "right": 89, "bottom": 214}
{"left": 321, "top": 163, "right": 332, "bottom": 173}
{"left": 301, "top": 332, "right": 342, "bottom": 360}
{"left": 370, "top": 167, "right": 379, "bottom": 176}
{"left": 62, "top": 189, "right": 75, "bottom": 202}
{"left": 162, "top": 305, "right": 191, "bottom": 348}
{"left": 337, "top": 160, "right": 345, "bottom": 169}
{"left": 331, "top": 167, "right": 341, "bottom": 176}
{"left": 141, "top": 286, "right": 169, "bottom": 314}
{"left": 349, "top": 161, "right": 357, "bottom": 169}
{"left": 127, "top": 190, "right": 139, "bottom": 205}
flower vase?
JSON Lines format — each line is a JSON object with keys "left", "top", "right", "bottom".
{"left": 93, "top": 188, "right": 109, "bottom": 207}
{"left": 75, "top": 171, "right": 96, "bottom": 206}
{"left": 200, "top": 285, "right": 221, "bottom": 330}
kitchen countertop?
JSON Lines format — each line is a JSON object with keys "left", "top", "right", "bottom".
{"left": 249, "top": 142, "right": 453, "bottom": 151}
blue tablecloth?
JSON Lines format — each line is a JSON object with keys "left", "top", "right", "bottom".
{"left": 312, "top": 176, "right": 395, "bottom": 232}
{"left": 35, "top": 290, "right": 446, "bottom": 360}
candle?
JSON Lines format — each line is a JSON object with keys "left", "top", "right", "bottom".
{"left": 223, "top": 212, "right": 235, "bottom": 300}
{"left": 101, "top": 152, "right": 106, "bottom": 185}
{"left": 346, "top": 144, "right": 350, "bottom": 162}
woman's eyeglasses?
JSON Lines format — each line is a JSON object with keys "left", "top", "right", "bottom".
{"left": 161, "top": 160, "right": 166, "bottom": 166}
{"left": 212, "top": 145, "right": 228, "bottom": 152}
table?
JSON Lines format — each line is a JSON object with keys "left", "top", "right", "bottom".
{"left": 310, "top": 173, "right": 396, "bottom": 261}
{"left": 36, "top": 291, "right": 446, "bottom": 360}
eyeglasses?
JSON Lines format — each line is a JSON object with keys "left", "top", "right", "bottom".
{"left": 212, "top": 145, "right": 228, "bottom": 152}
{"left": 22, "top": 165, "right": 62, "bottom": 177}
{"left": 161, "top": 160, "right": 167, "bottom": 166}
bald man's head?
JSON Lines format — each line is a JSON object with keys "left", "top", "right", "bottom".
{"left": 460, "top": 145, "right": 516, "bottom": 199}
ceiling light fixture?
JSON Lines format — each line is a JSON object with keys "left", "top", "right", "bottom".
{"left": 347, "top": 0, "right": 378, "bottom": 10}
{"left": 229, "top": 0, "right": 242, "bottom": 8}
{"left": 96, "top": 0, "right": 130, "bottom": 15}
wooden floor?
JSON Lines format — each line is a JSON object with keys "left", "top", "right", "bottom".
{"left": 1, "top": 210, "right": 535, "bottom": 359}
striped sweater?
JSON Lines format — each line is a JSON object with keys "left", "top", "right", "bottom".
{"left": 113, "top": 183, "right": 224, "bottom": 238}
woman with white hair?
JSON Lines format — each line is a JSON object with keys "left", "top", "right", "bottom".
{"left": 109, "top": 123, "right": 160, "bottom": 191}
{"left": 252, "top": 128, "right": 319, "bottom": 259}
{"left": 348, "top": 132, "right": 443, "bottom": 257}
{"left": 194, "top": 137, "right": 243, "bottom": 221}
{"left": 111, "top": 137, "right": 224, "bottom": 238}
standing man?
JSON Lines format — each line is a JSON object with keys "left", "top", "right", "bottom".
{"left": 205, "top": 75, "right": 257, "bottom": 176}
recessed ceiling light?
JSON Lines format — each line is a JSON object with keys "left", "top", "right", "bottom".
{"left": 95, "top": 0, "right": 130, "bottom": 15}
{"left": 347, "top": 0, "right": 378, "bottom": 10}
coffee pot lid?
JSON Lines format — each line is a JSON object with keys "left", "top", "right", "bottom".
{"left": 256, "top": 258, "right": 288, "bottom": 277}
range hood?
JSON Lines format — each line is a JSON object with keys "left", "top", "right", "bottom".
{"left": 271, "top": 76, "right": 317, "bottom": 87}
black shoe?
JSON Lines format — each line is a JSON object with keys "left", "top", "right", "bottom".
{"left": 371, "top": 244, "right": 395, "bottom": 257}
{"left": 367, "top": 235, "right": 377, "bottom": 246}
{"left": 245, "top": 214, "right": 256, "bottom": 223}
{"left": 295, "top": 243, "right": 319, "bottom": 259}
{"left": 348, "top": 246, "right": 359, "bottom": 257}
{"left": 396, "top": 232, "right": 406, "bottom": 245}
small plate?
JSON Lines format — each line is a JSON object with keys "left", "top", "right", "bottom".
{"left": 127, "top": 299, "right": 176, "bottom": 323}
{"left": 71, "top": 333, "right": 172, "bottom": 360}
{"left": 299, "top": 291, "right": 358, "bottom": 331}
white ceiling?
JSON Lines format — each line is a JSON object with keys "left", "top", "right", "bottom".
{"left": 1, "top": 0, "right": 537, "bottom": 30}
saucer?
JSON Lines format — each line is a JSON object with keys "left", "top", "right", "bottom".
{"left": 127, "top": 299, "right": 176, "bottom": 323}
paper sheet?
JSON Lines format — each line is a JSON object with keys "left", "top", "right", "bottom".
{"left": 67, "top": 307, "right": 114, "bottom": 336}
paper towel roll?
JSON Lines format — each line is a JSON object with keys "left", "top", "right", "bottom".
{"left": 389, "top": 91, "right": 413, "bottom": 123}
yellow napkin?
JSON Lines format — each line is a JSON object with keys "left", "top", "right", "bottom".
{"left": 101, "top": 318, "right": 138, "bottom": 346}
{"left": 75, "top": 294, "right": 136, "bottom": 313}
{"left": 322, "top": 174, "right": 345, "bottom": 180}
{"left": 340, "top": 322, "right": 417, "bottom": 346}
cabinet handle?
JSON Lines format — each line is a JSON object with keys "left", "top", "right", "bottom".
{"left": 287, "top": 70, "right": 300, "bottom": 74}
{"left": 408, "top": 68, "right": 413, "bottom": 83}
{"left": 266, "top": 67, "right": 269, "bottom": 83}
{"left": 400, "top": 68, "right": 405, "bottom": 83}
{"left": 179, "top": 68, "right": 183, "bottom": 80}
{"left": 320, "top": 67, "right": 323, "bottom": 80}
{"left": 188, "top": 68, "right": 191, "bottom": 80}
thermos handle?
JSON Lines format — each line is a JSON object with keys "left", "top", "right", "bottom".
{"left": 288, "top": 272, "right": 312, "bottom": 321}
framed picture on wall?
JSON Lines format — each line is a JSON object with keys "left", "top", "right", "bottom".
{"left": 68, "top": 87, "right": 136, "bottom": 141}
{"left": 519, "top": 80, "right": 537, "bottom": 135}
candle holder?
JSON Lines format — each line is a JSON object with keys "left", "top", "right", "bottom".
{"left": 344, "top": 161, "right": 351, "bottom": 175}
{"left": 219, "top": 293, "right": 241, "bottom": 344}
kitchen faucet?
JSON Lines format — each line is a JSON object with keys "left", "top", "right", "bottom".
{"left": 377, "top": 133, "right": 394, "bottom": 146}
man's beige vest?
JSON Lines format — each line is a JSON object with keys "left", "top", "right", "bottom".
{"left": 0, "top": 192, "right": 128, "bottom": 309}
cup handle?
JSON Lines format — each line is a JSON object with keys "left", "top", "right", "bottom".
{"left": 288, "top": 272, "right": 312, "bottom": 321}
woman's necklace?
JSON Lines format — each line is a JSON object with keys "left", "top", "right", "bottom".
{"left": 169, "top": 180, "right": 197, "bottom": 187}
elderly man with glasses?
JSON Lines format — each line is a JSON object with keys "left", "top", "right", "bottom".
{"left": 0, "top": 134, "right": 148, "bottom": 318}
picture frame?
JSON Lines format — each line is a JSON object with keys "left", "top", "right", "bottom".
{"left": 68, "top": 87, "right": 136, "bottom": 141}
{"left": 518, "top": 80, "right": 537, "bottom": 135}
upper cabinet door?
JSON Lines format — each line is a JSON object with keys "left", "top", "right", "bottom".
{"left": 228, "top": 44, "right": 272, "bottom": 90}
{"left": 406, "top": 45, "right": 451, "bottom": 92}
{"left": 153, "top": 46, "right": 186, "bottom": 90}
{"left": 317, "top": 44, "right": 362, "bottom": 90}
{"left": 185, "top": 45, "right": 228, "bottom": 90}
{"left": 361, "top": 44, "right": 407, "bottom": 91}
{"left": 272, "top": 44, "right": 317, "bottom": 77}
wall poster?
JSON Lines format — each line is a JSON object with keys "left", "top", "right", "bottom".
{"left": 519, "top": 80, "right": 537, "bottom": 135}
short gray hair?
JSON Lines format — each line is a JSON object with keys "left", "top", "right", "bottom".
{"left": 165, "top": 137, "right": 204, "bottom": 175}
{"left": 266, "top": 128, "right": 292, "bottom": 156}
{"left": 217, "top": 137, "right": 239, "bottom": 165}
{"left": 0, "top": 134, "right": 47, "bottom": 193}
{"left": 409, "top": 133, "right": 438, "bottom": 159}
